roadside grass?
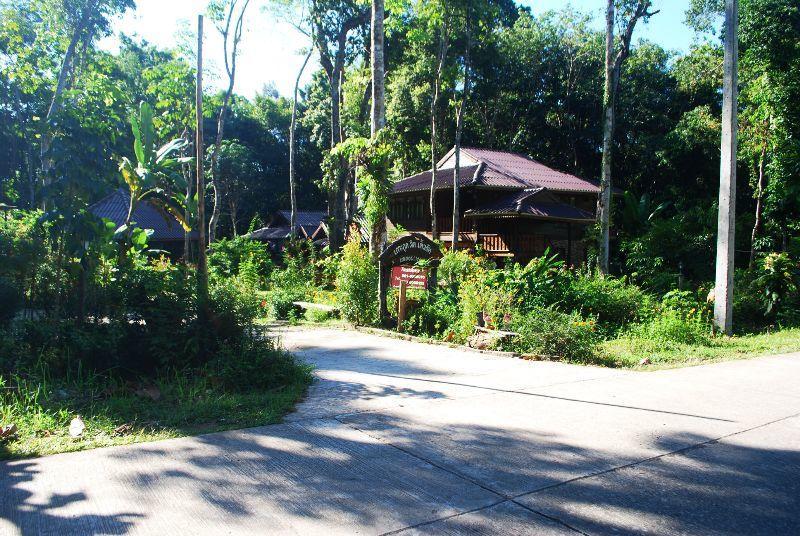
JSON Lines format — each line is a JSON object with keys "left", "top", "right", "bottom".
{"left": 0, "top": 363, "right": 313, "bottom": 460}
{"left": 281, "top": 316, "right": 800, "bottom": 372}
{"left": 602, "top": 328, "right": 800, "bottom": 369}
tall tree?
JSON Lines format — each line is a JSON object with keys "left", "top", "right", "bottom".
{"left": 597, "top": 0, "right": 658, "bottom": 274}
{"left": 429, "top": 10, "right": 450, "bottom": 241}
{"left": 451, "top": 1, "right": 473, "bottom": 251}
{"left": 207, "top": 0, "right": 251, "bottom": 243}
{"left": 714, "top": 0, "right": 739, "bottom": 335}
{"left": 290, "top": 49, "right": 313, "bottom": 237}
{"left": 310, "top": 0, "right": 369, "bottom": 251}
{"left": 196, "top": 15, "right": 209, "bottom": 352}
{"left": 368, "top": 0, "right": 386, "bottom": 257}
{"left": 38, "top": 0, "right": 133, "bottom": 204}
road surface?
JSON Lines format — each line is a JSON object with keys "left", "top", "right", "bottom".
{"left": 1, "top": 327, "right": 798, "bottom": 535}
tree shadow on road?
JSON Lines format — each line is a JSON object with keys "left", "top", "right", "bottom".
{"left": 0, "top": 458, "right": 141, "bottom": 535}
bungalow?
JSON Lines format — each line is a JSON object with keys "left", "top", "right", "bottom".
{"left": 388, "top": 147, "right": 601, "bottom": 264}
{"left": 90, "top": 188, "right": 198, "bottom": 257}
{"left": 248, "top": 210, "right": 327, "bottom": 250}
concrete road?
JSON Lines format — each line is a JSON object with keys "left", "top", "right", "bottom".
{"left": 1, "top": 327, "right": 799, "bottom": 535}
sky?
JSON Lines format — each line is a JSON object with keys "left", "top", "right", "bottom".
{"left": 100, "top": 0, "right": 700, "bottom": 99}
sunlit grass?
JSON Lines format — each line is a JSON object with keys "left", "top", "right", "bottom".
{"left": 0, "top": 366, "right": 312, "bottom": 460}
{"left": 602, "top": 328, "right": 800, "bottom": 369}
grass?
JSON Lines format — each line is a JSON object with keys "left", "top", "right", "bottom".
{"left": 0, "top": 363, "right": 313, "bottom": 460}
{"left": 602, "top": 327, "right": 800, "bottom": 369}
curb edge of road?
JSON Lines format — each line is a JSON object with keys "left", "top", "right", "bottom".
{"left": 350, "top": 325, "right": 552, "bottom": 361}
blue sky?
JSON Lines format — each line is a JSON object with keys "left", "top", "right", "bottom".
{"left": 102, "top": 0, "right": 701, "bottom": 99}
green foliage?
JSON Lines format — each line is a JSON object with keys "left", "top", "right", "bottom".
{"left": 0, "top": 278, "right": 22, "bottom": 326}
{"left": 561, "top": 271, "right": 652, "bottom": 336}
{"left": 208, "top": 236, "right": 274, "bottom": 290}
{"left": 437, "top": 249, "right": 491, "bottom": 292}
{"left": 118, "top": 101, "right": 194, "bottom": 236}
{"left": 751, "top": 252, "right": 799, "bottom": 316}
{"left": 404, "top": 290, "right": 460, "bottom": 338}
{"left": 457, "top": 271, "right": 515, "bottom": 337}
{"left": 631, "top": 309, "right": 711, "bottom": 346}
{"left": 207, "top": 337, "right": 313, "bottom": 392}
{"left": 335, "top": 236, "right": 378, "bottom": 326}
{"left": 508, "top": 307, "right": 599, "bottom": 362}
{"left": 305, "top": 307, "right": 335, "bottom": 323}
{"left": 265, "top": 289, "right": 303, "bottom": 321}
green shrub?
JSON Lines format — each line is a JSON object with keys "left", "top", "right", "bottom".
{"left": 208, "top": 236, "right": 273, "bottom": 289}
{"left": 265, "top": 289, "right": 302, "bottom": 320}
{"left": 562, "top": 271, "right": 652, "bottom": 335}
{"left": 270, "top": 238, "right": 320, "bottom": 294}
{"left": 208, "top": 279, "right": 260, "bottom": 342}
{"left": 508, "top": 307, "right": 599, "bottom": 362}
{"left": 305, "top": 307, "right": 335, "bottom": 323}
{"left": 0, "top": 277, "right": 23, "bottom": 326}
{"left": 404, "top": 289, "right": 461, "bottom": 338}
{"left": 336, "top": 236, "right": 378, "bottom": 326}
{"left": 631, "top": 309, "right": 711, "bottom": 346}
{"left": 207, "top": 336, "right": 313, "bottom": 392}
{"left": 438, "top": 249, "right": 490, "bottom": 291}
{"left": 752, "top": 252, "right": 799, "bottom": 317}
{"left": 457, "top": 272, "right": 516, "bottom": 338}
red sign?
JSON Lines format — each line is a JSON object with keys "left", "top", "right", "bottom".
{"left": 391, "top": 265, "right": 429, "bottom": 289}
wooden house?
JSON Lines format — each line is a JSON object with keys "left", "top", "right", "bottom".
{"left": 389, "top": 147, "right": 601, "bottom": 264}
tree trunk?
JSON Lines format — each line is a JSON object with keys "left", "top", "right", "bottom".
{"left": 329, "top": 66, "right": 347, "bottom": 251}
{"left": 196, "top": 15, "right": 210, "bottom": 345}
{"left": 40, "top": 0, "right": 97, "bottom": 203}
{"left": 183, "top": 128, "right": 194, "bottom": 260}
{"left": 749, "top": 140, "right": 767, "bottom": 269}
{"left": 311, "top": 4, "right": 368, "bottom": 251}
{"left": 290, "top": 50, "right": 313, "bottom": 238}
{"left": 597, "top": 0, "right": 616, "bottom": 274}
{"left": 597, "top": 0, "right": 654, "bottom": 274}
{"left": 209, "top": 0, "right": 249, "bottom": 243}
{"left": 230, "top": 199, "right": 239, "bottom": 236}
{"left": 452, "top": 7, "right": 472, "bottom": 252}
{"left": 430, "top": 19, "right": 449, "bottom": 241}
{"left": 713, "top": 0, "right": 739, "bottom": 335}
{"left": 369, "top": 0, "right": 386, "bottom": 258}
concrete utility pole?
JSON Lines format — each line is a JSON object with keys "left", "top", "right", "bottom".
{"left": 714, "top": 0, "right": 739, "bottom": 335}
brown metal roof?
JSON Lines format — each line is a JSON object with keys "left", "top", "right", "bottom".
{"left": 90, "top": 189, "right": 198, "bottom": 241}
{"left": 461, "top": 148, "right": 601, "bottom": 194}
{"left": 392, "top": 165, "right": 481, "bottom": 194}
{"left": 465, "top": 188, "right": 595, "bottom": 222}
{"left": 394, "top": 148, "right": 601, "bottom": 195}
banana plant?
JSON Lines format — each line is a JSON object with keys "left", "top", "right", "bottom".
{"left": 621, "top": 191, "right": 671, "bottom": 235}
{"left": 118, "top": 102, "right": 195, "bottom": 237}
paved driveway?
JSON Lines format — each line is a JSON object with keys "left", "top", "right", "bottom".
{"left": 1, "top": 327, "right": 799, "bottom": 535}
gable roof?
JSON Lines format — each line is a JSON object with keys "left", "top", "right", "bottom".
{"left": 274, "top": 210, "right": 326, "bottom": 228}
{"left": 392, "top": 147, "right": 601, "bottom": 195}
{"left": 249, "top": 226, "right": 291, "bottom": 241}
{"left": 90, "top": 189, "right": 198, "bottom": 241}
{"left": 465, "top": 188, "right": 595, "bottom": 222}
{"left": 390, "top": 165, "right": 482, "bottom": 194}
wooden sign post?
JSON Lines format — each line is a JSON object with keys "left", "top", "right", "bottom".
{"left": 397, "top": 279, "right": 407, "bottom": 332}
{"left": 378, "top": 233, "right": 442, "bottom": 324}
